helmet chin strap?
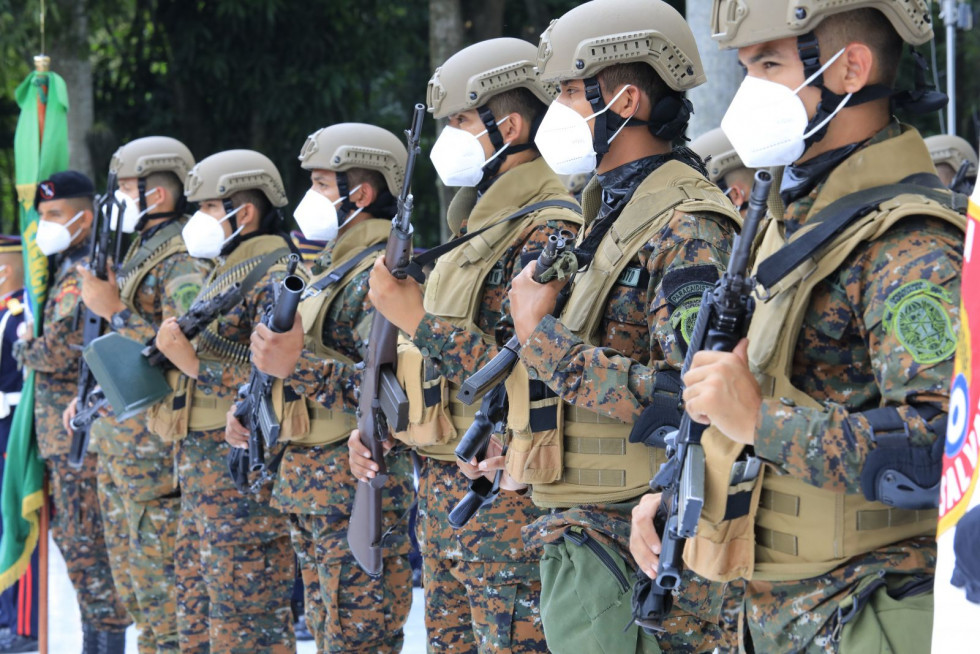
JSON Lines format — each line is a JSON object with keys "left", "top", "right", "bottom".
{"left": 473, "top": 106, "right": 533, "bottom": 192}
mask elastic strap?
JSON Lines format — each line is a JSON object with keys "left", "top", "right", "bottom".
{"left": 64, "top": 210, "right": 85, "bottom": 242}
{"left": 333, "top": 182, "right": 363, "bottom": 224}
{"left": 585, "top": 81, "right": 636, "bottom": 155}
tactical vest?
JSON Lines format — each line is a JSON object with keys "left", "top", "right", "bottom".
{"left": 147, "top": 235, "right": 293, "bottom": 438}
{"left": 694, "top": 128, "right": 967, "bottom": 582}
{"left": 284, "top": 219, "right": 390, "bottom": 447}
{"left": 396, "top": 158, "right": 584, "bottom": 460}
{"left": 117, "top": 219, "right": 189, "bottom": 308}
{"left": 511, "top": 160, "right": 742, "bottom": 509}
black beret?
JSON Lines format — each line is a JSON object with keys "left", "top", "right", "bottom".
{"left": 34, "top": 170, "right": 96, "bottom": 210}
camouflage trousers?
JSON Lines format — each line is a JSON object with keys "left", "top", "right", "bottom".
{"left": 97, "top": 453, "right": 180, "bottom": 653}
{"left": 288, "top": 513, "right": 412, "bottom": 653}
{"left": 416, "top": 456, "right": 547, "bottom": 654}
{"left": 175, "top": 428, "right": 295, "bottom": 654}
{"left": 46, "top": 453, "right": 131, "bottom": 632}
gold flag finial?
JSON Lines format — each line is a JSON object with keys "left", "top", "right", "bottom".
{"left": 34, "top": 55, "right": 50, "bottom": 72}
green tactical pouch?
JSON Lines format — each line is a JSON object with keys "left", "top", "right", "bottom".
{"left": 539, "top": 527, "right": 663, "bottom": 654}
{"left": 84, "top": 332, "right": 173, "bottom": 420}
{"left": 837, "top": 573, "right": 934, "bottom": 654}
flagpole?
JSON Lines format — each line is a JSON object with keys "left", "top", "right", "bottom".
{"left": 34, "top": 3, "right": 49, "bottom": 648}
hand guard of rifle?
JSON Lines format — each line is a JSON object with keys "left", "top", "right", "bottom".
{"left": 347, "top": 104, "right": 425, "bottom": 577}
{"left": 456, "top": 229, "right": 576, "bottom": 406}
{"left": 227, "top": 255, "right": 305, "bottom": 494}
{"left": 632, "top": 170, "right": 772, "bottom": 633}
{"left": 68, "top": 173, "right": 126, "bottom": 469}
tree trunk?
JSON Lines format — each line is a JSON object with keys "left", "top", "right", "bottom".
{"left": 49, "top": 0, "right": 93, "bottom": 180}
{"left": 429, "top": 0, "right": 464, "bottom": 244}
{"left": 685, "top": 0, "right": 741, "bottom": 140}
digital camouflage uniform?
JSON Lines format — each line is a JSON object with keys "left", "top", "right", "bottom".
{"left": 92, "top": 217, "right": 208, "bottom": 653}
{"left": 407, "top": 156, "right": 582, "bottom": 653}
{"left": 272, "top": 217, "right": 415, "bottom": 654}
{"left": 172, "top": 233, "right": 297, "bottom": 654}
{"left": 14, "top": 244, "right": 131, "bottom": 633}
{"left": 724, "top": 123, "right": 962, "bottom": 653}
{"left": 517, "top": 154, "right": 741, "bottom": 654}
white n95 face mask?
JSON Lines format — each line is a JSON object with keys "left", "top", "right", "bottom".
{"left": 293, "top": 184, "right": 363, "bottom": 242}
{"left": 429, "top": 117, "right": 510, "bottom": 187}
{"left": 535, "top": 85, "right": 635, "bottom": 176}
{"left": 721, "top": 48, "right": 850, "bottom": 168}
{"left": 36, "top": 211, "right": 84, "bottom": 256}
{"left": 112, "top": 188, "right": 159, "bottom": 233}
{"left": 181, "top": 206, "right": 243, "bottom": 259}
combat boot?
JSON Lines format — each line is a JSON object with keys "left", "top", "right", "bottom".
{"left": 81, "top": 623, "right": 126, "bottom": 654}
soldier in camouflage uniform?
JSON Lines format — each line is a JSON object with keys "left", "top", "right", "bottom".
{"left": 152, "top": 150, "right": 301, "bottom": 653}
{"left": 349, "top": 38, "right": 583, "bottom": 653}
{"left": 631, "top": 1, "right": 966, "bottom": 651}
{"left": 224, "top": 123, "right": 415, "bottom": 653}
{"left": 500, "top": 1, "right": 743, "bottom": 651}
{"left": 74, "top": 136, "right": 209, "bottom": 653}
{"left": 14, "top": 171, "right": 131, "bottom": 650}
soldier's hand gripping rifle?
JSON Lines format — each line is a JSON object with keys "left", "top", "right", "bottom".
{"left": 631, "top": 170, "right": 772, "bottom": 633}
{"left": 141, "top": 283, "right": 245, "bottom": 368}
{"left": 456, "top": 229, "right": 577, "bottom": 405}
{"left": 347, "top": 104, "right": 424, "bottom": 577}
{"left": 68, "top": 172, "right": 126, "bottom": 469}
{"left": 227, "top": 254, "right": 306, "bottom": 493}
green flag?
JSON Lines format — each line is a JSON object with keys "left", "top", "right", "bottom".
{"left": 0, "top": 68, "right": 69, "bottom": 591}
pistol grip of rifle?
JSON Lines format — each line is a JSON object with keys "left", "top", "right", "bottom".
{"left": 448, "top": 478, "right": 494, "bottom": 529}
{"left": 457, "top": 340, "right": 520, "bottom": 406}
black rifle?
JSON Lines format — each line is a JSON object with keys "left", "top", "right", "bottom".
{"left": 447, "top": 381, "right": 508, "bottom": 528}
{"left": 347, "top": 104, "right": 424, "bottom": 577}
{"left": 68, "top": 172, "right": 126, "bottom": 468}
{"left": 140, "top": 283, "right": 245, "bottom": 368}
{"left": 632, "top": 170, "right": 772, "bottom": 632}
{"left": 228, "top": 254, "right": 306, "bottom": 493}
{"left": 456, "top": 229, "right": 576, "bottom": 405}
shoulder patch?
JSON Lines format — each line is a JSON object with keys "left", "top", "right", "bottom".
{"left": 661, "top": 264, "right": 718, "bottom": 308}
{"left": 883, "top": 280, "right": 956, "bottom": 365}
{"left": 670, "top": 298, "right": 702, "bottom": 345}
{"left": 167, "top": 273, "right": 203, "bottom": 316}
{"left": 51, "top": 277, "right": 81, "bottom": 320}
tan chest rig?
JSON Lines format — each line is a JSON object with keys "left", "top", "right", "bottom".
{"left": 146, "top": 235, "right": 292, "bottom": 440}
{"left": 685, "top": 130, "right": 968, "bottom": 582}
{"left": 116, "top": 219, "right": 190, "bottom": 312}
{"left": 506, "top": 161, "right": 741, "bottom": 509}
{"left": 395, "top": 159, "right": 584, "bottom": 460}
{"left": 284, "top": 219, "right": 390, "bottom": 447}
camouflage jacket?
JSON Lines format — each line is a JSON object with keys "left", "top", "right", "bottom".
{"left": 15, "top": 244, "right": 88, "bottom": 457}
{"left": 93, "top": 218, "right": 209, "bottom": 459}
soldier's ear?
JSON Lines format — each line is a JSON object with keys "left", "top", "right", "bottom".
{"left": 353, "top": 184, "right": 377, "bottom": 209}
{"left": 500, "top": 112, "right": 525, "bottom": 146}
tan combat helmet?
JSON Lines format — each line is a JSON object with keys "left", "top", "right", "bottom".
{"left": 536, "top": 0, "right": 705, "bottom": 91}
{"left": 298, "top": 123, "right": 408, "bottom": 196}
{"left": 710, "top": 0, "right": 934, "bottom": 49}
{"left": 109, "top": 136, "right": 196, "bottom": 183}
{"left": 925, "top": 134, "right": 978, "bottom": 176}
{"left": 185, "top": 149, "right": 288, "bottom": 207}
{"left": 690, "top": 128, "right": 746, "bottom": 184}
{"left": 427, "top": 37, "right": 555, "bottom": 119}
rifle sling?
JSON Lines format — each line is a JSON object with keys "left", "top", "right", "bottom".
{"left": 403, "top": 199, "right": 581, "bottom": 283}
{"left": 304, "top": 242, "right": 386, "bottom": 296}
{"left": 755, "top": 176, "right": 963, "bottom": 291}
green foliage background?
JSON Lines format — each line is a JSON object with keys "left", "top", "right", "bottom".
{"left": 2, "top": 0, "right": 977, "bottom": 246}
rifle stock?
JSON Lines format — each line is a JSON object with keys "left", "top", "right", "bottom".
{"left": 633, "top": 170, "right": 772, "bottom": 632}
{"left": 348, "top": 103, "right": 425, "bottom": 577}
